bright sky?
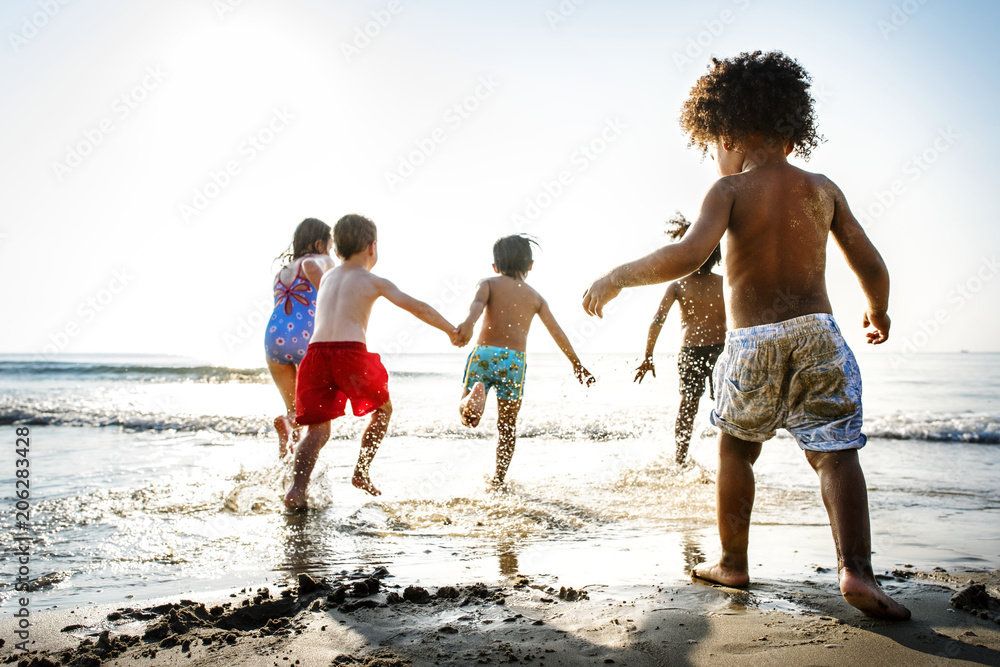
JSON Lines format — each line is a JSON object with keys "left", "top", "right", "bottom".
{"left": 2, "top": 0, "right": 998, "bottom": 367}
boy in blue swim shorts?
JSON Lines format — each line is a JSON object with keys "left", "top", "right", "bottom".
{"left": 583, "top": 52, "right": 909, "bottom": 619}
{"left": 456, "top": 235, "right": 595, "bottom": 485}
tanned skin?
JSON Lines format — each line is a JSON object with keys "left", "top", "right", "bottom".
{"left": 284, "top": 240, "right": 460, "bottom": 508}
{"left": 583, "top": 135, "right": 909, "bottom": 621}
{"left": 457, "top": 263, "right": 594, "bottom": 485}
{"left": 268, "top": 241, "right": 337, "bottom": 458}
{"left": 635, "top": 265, "right": 726, "bottom": 463}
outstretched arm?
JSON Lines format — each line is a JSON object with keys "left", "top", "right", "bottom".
{"left": 538, "top": 299, "right": 595, "bottom": 386}
{"left": 830, "top": 183, "right": 891, "bottom": 344}
{"left": 456, "top": 280, "right": 490, "bottom": 346}
{"left": 378, "top": 278, "right": 458, "bottom": 339}
{"left": 583, "top": 181, "right": 732, "bottom": 317}
{"left": 635, "top": 283, "right": 677, "bottom": 383}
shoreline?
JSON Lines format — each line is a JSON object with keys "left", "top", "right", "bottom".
{"left": 4, "top": 568, "right": 999, "bottom": 666}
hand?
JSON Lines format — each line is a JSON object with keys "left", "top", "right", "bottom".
{"left": 634, "top": 357, "right": 655, "bottom": 383}
{"left": 448, "top": 327, "right": 464, "bottom": 347}
{"left": 582, "top": 275, "right": 621, "bottom": 318}
{"left": 863, "top": 310, "right": 890, "bottom": 345}
{"left": 455, "top": 321, "right": 475, "bottom": 347}
{"left": 574, "top": 364, "right": 596, "bottom": 387}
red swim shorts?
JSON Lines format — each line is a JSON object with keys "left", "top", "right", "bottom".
{"left": 295, "top": 341, "right": 390, "bottom": 425}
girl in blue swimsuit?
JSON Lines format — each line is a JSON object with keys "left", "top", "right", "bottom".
{"left": 266, "top": 218, "right": 335, "bottom": 456}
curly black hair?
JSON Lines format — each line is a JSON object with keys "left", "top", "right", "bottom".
{"left": 679, "top": 51, "right": 823, "bottom": 160}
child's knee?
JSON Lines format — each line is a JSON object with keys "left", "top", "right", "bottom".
{"left": 377, "top": 400, "right": 393, "bottom": 419}
{"left": 804, "top": 448, "right": 857, "bottom": 471}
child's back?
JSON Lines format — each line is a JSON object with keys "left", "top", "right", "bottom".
{"left": 583, "top": 51, "right": 907, "bottom": 620}
{"left": 457, "top": 235, "right": 593, "bottom": 485}
{"left": 285, "top": 214, "right": 458, "bottom": 507}
{"left": 311, "top": 262, "right": 383, "bottom": 344}
{"left": 470, "top": 274, "right": 542, "bottom": 351}
{"left": 720, "top": 162, "right": 839, "bottom": 327}
{"left": 673, "top": 270, "right": 726, "bottom": 345}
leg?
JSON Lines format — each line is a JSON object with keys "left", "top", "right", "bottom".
{"left": 283, "top": 420, "right": 331, "bottom": 510}
{"left": 352, "top": 400, "right": 392, "bottom": 496}
{"left": 692, "top": 432, "right": 761, "bottom": 588}
{"left": 674, "top": 394, "right": 700, "bottom": 465}
{"left": 460, "top": 382, "right": 487, "bottom": 428}
{"left": 492, "top": 399, "right": 522, "bottom": 486}
{"left": 805, "top": 449, "right": 911, "bottom": 620}
{"left": 267, "top": 359, "right": 299, "bottom": 457}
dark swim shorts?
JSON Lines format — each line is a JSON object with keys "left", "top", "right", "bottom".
{"left": 678, "top": 343, "right": 725, "bottom": 400}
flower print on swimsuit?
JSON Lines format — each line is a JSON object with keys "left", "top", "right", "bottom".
{"left": 274, "top": 278, "right": 313, "bottom": 316}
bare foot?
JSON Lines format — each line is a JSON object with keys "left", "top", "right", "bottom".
{"left": 691, "top": 560, "right": 750, "bottom": 588}
{"left": 275, "top": 415, "right": 295, "bottom": 458}
{"left": 840, "top": 570, "right": 911, "bottom": 620}
{"left": 283, "top": 486, "right": 308, "bottom": 511}
{"left": 352, "top": 471, "right": 382, "bottom": 496}
{"left": 460, "top": 382, "right": 487, "bottom": 428}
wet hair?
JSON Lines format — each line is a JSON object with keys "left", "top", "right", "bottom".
{"left": 276, "top": 218, "right": 331, "bottom": 266}
{"left": 679, "top": 50, "right": 823, "bottom": 160}
{"left": 333, "top": 214, "right": 377, "bottom": 260}
{"left": 665, "top": 211, "right": 721, "bottom": 272}
{"left": 493, "top": 234, "right": 537, "bottom": 278}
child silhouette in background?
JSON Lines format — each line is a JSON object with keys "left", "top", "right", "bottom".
{"left": 265, "top": 218, "right": 336, "bottom": 457}
{"left": 583, "top": 52, "right": 909, "bottom": 619}
{"left": 634, "top": 213, "right": 726, "bottom": 465}
{"left": 285, "top": 214, "right": 460, "bottom": 508}
{"left": 456, "top": 235, "right": 595, "bottom": 486}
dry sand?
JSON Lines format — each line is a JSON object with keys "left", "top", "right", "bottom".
{"left": 3, "top": 568, "right": 999, "bottom": 666}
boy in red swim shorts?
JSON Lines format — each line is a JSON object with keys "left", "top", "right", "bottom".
{"left": 284, "top": 214, "right": 460, "bottom": 509}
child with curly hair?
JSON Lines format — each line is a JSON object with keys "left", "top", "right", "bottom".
{"left": 583, "top": 51, "right": 909, "bottom": 619}
{"left": 633, "top": 213, "right": 726, "bottom": 466}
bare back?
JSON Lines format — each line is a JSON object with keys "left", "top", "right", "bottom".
{"left": 311, "top": 264, "right": 382, "bottom": 344}
{"left": 723, "top": 163, "right": 835, "bottom": 328}
{"left": 476, "top": 275, "right": 543, "bottom": 352}
{"left": 674, "top": 270, "right": 726, "bottom": 346}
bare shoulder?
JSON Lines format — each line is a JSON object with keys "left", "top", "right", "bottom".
{"left": 516, "top": 281, "right": 544, "bottom": 312}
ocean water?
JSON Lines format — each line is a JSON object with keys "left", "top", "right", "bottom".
{"left": 1, "top": 352, "right": 998, "bottom": 610}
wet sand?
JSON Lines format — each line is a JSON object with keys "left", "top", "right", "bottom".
{"left": 4, "top": 568, "right": 999, "bottom": 666}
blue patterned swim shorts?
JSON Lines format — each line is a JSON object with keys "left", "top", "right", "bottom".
{"left": 710, "top": 313, "right": 866, "bottom": 452}
{"left": 462, "top": 344, "right": 526, "bottom": 402}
